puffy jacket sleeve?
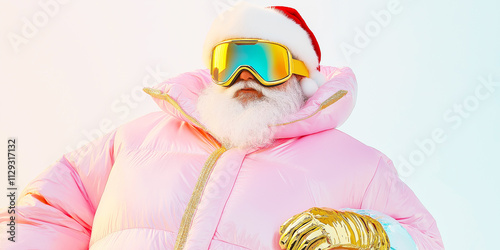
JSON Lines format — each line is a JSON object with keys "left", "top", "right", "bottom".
{"left": 361, "top": 154, "right": 444, "bottom": 249}
{"left": 0, "top": 130, "right": 117, "bottom": 249}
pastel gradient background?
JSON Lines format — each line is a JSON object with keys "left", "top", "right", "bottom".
{"left": 1, "top": 0, "right": 499, "bottom": 249}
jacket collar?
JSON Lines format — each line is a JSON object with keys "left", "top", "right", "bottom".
{"left": 144, "top": 66, "right": 357, "bottom": 140}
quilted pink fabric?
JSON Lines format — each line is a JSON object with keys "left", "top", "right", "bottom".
{"left": 0, "top": 66, "right": 443, "bottom": 249}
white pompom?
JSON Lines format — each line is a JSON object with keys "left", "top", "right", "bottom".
{"left": 310, "top": 70, "right": 327, "bottom": 87}
{"left": 300, "top": 77, "right": 319, "bottom": 98}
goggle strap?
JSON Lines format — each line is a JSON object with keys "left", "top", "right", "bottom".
{"left": 291, "top": 59, "right": 310, "bottom": 77}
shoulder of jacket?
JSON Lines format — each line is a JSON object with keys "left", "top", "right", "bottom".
{"left": 114, "top": 111, "right": 176, "bottom": 145}
{"left": 308, "top": 128, "right": 390, "bottom": 167}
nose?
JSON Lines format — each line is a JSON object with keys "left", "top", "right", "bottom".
{"left": 238, "top": 70, "right": 255, "bottom": 81}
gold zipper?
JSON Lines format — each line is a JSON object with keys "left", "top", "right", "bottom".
{"left": 143, "top": 87, "right": 348, "bottom": 249}
{"left": 273, "top": 90, "right": 348, "bottom": 126}
{"left": 144, "top": 87, "right": 227, "bottom": 249}
{"left": 174, "top": 146, "right": 227, "bottom": 250}
{"left": 144, "top": 87, "right": 348, "bottom": 129}
{"left": 143, "top": 87, "right": 207, "bottom": 130}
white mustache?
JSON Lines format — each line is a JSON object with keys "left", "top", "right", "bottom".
{"left": 225, "top": 79, "right": 273, "bottom": 98}
{"left": 198, "top": 75, "right": 305, "bottom": 149}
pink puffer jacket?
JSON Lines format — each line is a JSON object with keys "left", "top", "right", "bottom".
{"left": 0, "top": 66, "right": 443, "bottom": 249}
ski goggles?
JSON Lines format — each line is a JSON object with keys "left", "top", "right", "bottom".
{"left": 210, "top": 39, "right": 309, "bottom": 87}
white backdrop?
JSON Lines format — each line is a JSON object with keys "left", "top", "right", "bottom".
{"left": 1, "top": 0, "right": 499, "bottom": 249}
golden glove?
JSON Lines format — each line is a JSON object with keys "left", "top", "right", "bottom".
{"left": 279, "top": 207, "right": 390, "bottom": 250}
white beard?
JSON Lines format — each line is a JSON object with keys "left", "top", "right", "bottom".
{"left": 197, "top": 76, "right": 305, "bottom": 149}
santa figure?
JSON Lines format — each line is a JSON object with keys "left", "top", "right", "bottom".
{"left": 1, "top": 3, "right": 443, "bottom": 250}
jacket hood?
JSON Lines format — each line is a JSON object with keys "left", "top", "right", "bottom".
{"left": 143, "top": 65, "right": 357, "bottom": 140}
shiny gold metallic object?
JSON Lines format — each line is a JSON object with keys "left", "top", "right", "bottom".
{"left": 279, "top": 207, "right": 390, "bottom": 250}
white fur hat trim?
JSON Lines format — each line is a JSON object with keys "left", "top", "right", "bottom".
{"left": 203, "top": 2, "right": 326, "bottom": 96}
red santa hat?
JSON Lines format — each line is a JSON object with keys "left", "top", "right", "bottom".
{"left": 202, "top": 2, "right": 326, "bottom": 98}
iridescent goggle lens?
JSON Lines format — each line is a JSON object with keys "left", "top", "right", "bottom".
{"left": 210, "top": 39, "right": 309, "bottom": 87}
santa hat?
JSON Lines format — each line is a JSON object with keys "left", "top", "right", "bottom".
{"left": 202, "top": 2, "right": 326, "bottom": 98}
